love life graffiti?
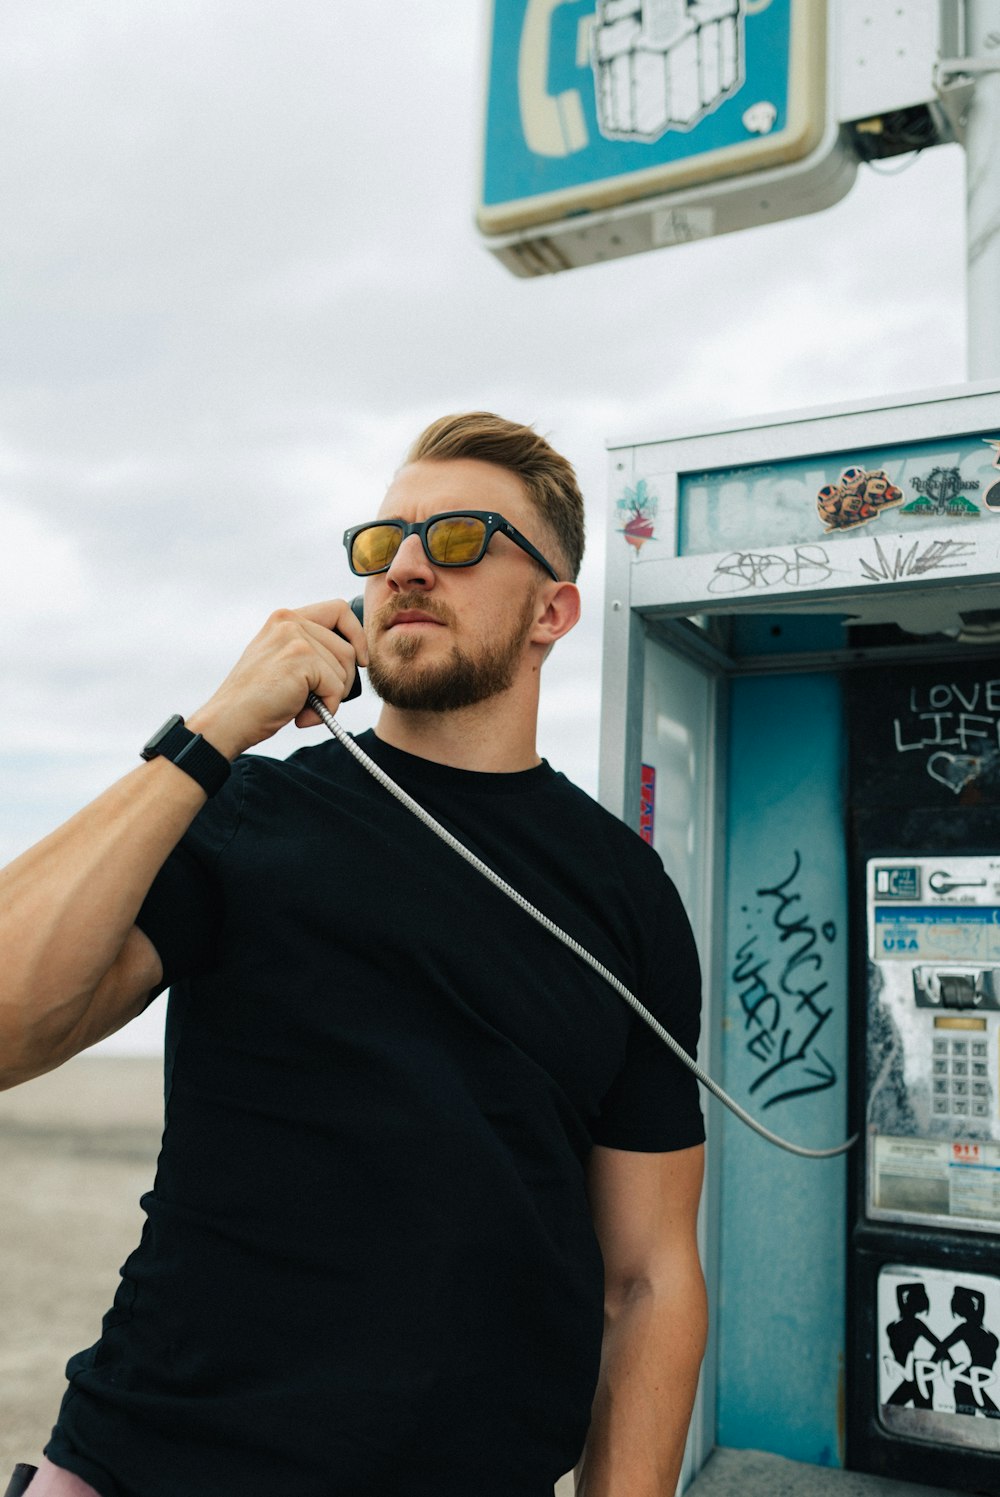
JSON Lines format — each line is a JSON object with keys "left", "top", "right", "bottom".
{"left": 731, "top": 850, "right": 840, "bottom": 1110}
{"left": 893, "top": 678, "right": 1000, "bottom": 796}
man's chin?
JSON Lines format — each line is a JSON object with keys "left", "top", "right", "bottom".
{"left": 377, "top": 628, "right": 423, "bottom": 664}
{"left": 368, "top": 651, "right": 515, "bottom": 713}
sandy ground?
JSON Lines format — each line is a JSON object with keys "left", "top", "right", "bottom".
{"left": 0, "top": 1054, "right": 575, "bottom": 1493}
{"left": 0, "top": 1055, "right": 164, "bottom": 1473}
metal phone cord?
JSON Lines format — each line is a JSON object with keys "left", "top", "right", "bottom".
{"left": 309, "top": 696, "right": 856, "bottom": 1161}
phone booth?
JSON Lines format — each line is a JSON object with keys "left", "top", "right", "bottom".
{"left": 597, "top": 381, "right": 1000, "bottom": 1492}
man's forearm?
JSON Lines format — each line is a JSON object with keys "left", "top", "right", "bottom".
{"left": 576, "top": 1274, "right": 707, "bottom": 1497}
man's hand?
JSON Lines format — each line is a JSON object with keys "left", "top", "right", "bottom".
{"left": 187, "top": 600, "right": 369, "bottom": 761}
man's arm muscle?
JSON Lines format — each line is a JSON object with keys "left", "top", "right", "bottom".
{"left": 576, "top": 1142, "right": 707, "bottom": 1497}
{"left": 0, "top": 762, "right": 196, "bottom": 1089}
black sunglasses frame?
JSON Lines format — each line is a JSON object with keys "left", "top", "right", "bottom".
{"left": 343, "top": 510, "right": 560, "bottom": 583}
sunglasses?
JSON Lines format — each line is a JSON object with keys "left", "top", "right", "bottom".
{"left": 343, "top": 510, "right": 560, "bottom": 583}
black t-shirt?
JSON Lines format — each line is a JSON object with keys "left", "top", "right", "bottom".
{"left": 48, "top": 731, "right": 703, "bottom": 1497}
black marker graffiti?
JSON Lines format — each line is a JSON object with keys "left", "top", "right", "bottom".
{"left": 731, "top": 851, "right": 839, "bottom": 1110}
{"left": 708, "top": 545, "right": 833, "bottom": 595}
{"left": 859, "top": 537, "right": 977, "bottom": 583}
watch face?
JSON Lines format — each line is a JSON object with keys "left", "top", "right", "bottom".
{"left": 141, "top": 714, "right": 186, "bottom": 759}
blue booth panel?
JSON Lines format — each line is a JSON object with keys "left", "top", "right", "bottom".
{"left": 717, "top": 672, "right": 848, "bottom": 1465}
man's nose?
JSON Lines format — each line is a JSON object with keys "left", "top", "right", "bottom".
{"left": 385, "top": 531, "right": 436, "bottom": 591}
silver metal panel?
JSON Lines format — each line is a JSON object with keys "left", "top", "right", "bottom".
{"left": 599, "top": 445, "right": 643, "bottom": 822}
{"left": 630, "top": 519, "right": 1000, "bottom": 631}
{"left": 866, "top": 855, "right": 1000, "bottom": 1235}
{"left": 639, "top": 633, "right": 725, "bottom": 1490}
{"left": 607, "top": 379, "right": 1000, "bottom": 467}
{"left": 604, "top": 457, "right": 727, "bottom": 1481}
{"left": 836, "top": 0, "right": 942, "bottom": 122}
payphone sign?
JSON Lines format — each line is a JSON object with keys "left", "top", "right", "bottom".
{"left": 877, "top": 1265, "right": 1000, "bottom": 1451}
{"left": 866, "top": 858, "right": 1000, "bottom": 1234}
{"left": 479, "top": 0, "right": 824, "bottom": 235}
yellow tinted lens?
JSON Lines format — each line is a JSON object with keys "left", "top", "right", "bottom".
{"left": 352, "top": 524, "right": 402, "bottom": 573}
{"left": 427, "top": 516, "right": 487, "bottom": 565}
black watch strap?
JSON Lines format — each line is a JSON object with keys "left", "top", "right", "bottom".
{"left": 141, "top": 714, "right": 231, "bottom": 797}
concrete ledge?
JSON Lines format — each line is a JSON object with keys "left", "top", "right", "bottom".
{"left": 688, "top": 1449, "right": 963, "bottom": 1497}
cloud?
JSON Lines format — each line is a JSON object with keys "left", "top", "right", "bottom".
{"left": 0, "top": 3, "right": 973, "bottom": 1058}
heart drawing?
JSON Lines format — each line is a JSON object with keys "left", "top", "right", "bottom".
{"left": 927, "top": 752, "right": 985, "bottom": 795}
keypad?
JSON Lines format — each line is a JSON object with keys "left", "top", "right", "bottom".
{"left": 932, "top": 1036, "right": 993, "bottom": 1120}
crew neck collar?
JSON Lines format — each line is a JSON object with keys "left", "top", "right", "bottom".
{"left": 350, "top": 728, "right": 554, "bottom": 795}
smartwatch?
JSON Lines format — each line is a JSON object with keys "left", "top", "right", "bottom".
{"left": 141, "top": 715, "right": 231, "bottom": 797}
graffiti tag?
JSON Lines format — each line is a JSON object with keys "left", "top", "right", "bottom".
{"left": 860, "top": 537, "right": 977, "bottom": 583}
{"left": 708, "top": 545, "right": 833, "bottom": 595}
{"left": 732, "top": 851, "right": 839, "bottom": 1110}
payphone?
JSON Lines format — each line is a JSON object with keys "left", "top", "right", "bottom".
{"left": 846, "top": 660, "right": 1000, "bottom": 1488}
{"left": 866, "top": 856, "right": 1000, "bottom": 1450}
{"left": 598, "top": 381, "right": 1000, "bottom": 1491}
{"left": 866, "top": 856, "right": 1000, "bottom": 1231}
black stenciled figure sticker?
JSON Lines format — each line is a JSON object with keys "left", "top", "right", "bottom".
{"left": 816, "top": 466, "right": 903, "bottom": 533}
{"left": 935, "top": 1285, "right": 1000, "bottom": 1419}
{"left": 982, "top": 439, "right": 1000, "bottom": 512}
{"left": 884, "top": 1282, "right": 942, "bottom": 1409}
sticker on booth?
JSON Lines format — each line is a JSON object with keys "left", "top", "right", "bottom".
{"left": 901, "top": 465, "right": 981, "bottom": 519}
{"left": 617, "top": 479, "right": 659, "bottom": 553}
{"left": 816, "top": 466, "right": 903, "bottom": 533}
{"left": 878, "top": 1266, "right": 1000, "bottom": 1435}
{"left": 639, "top": 763, "right": 655, "bottom": 845}
{"left": 983, "top": 439, "right": 1000, "bottom": 512}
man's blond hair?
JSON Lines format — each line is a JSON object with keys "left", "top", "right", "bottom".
{"left": 405, "top": 412, "right": 585, "bottom": 582}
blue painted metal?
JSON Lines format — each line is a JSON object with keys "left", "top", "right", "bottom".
{"left": 481, "top": 0, "right": 799, "bottom": 213}
{"left": 716, "top": 672, "right": 848, "bottom": 1465}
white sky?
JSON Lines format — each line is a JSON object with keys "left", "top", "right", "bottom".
{"left": 0, "top": 2, "right": 970, "bottom": 1052}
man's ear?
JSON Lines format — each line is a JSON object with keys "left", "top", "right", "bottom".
{"left": 531, "top": 581, "right": 581, "bottom": 648}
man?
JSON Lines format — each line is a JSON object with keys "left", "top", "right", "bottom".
{"left": 1, "top": 413, "right": 707, "bottom": 1497}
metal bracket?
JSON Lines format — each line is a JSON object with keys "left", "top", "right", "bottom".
{"left": 931, "top": 57, "right": 990, "bottom": 145}
{"left": 935, "top": 57, "right": 1000, "bottom": 83}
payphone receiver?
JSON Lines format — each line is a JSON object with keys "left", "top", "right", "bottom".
{"left": 330, "top": 595, "right": 365, "bottom": 703}
{"left": 305, "top": 670, "right": 856, "bottom": 1160}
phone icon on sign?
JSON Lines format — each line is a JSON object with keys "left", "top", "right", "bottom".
{"left": 519, "top": 0, "right": 591, "bottom": 157}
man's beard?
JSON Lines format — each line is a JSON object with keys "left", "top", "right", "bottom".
{"left": 367, "top": 589, "right": 537, "bottom": 712}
